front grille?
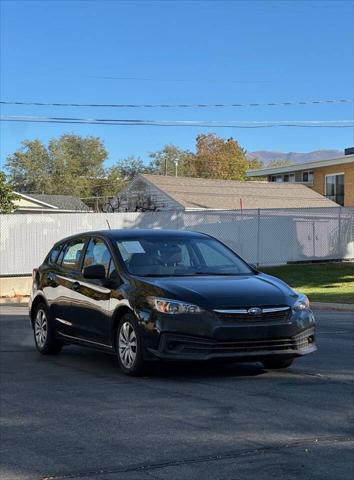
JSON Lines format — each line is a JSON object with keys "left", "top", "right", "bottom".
{"left": 160, "top": 327, "right": 315, "bottom": 357}
{"left": 215, "top": 307, "right": 290, "bottom": 324}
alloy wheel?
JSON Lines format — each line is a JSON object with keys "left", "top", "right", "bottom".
{"left": 35, "top": 309, "right": 48, "bottom": 348}
{"left": 118, "top": 322, "right": 137, "bottom": 369}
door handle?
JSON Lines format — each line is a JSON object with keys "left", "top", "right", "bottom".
{"left": 71, "top": 281, "right": 81, "bottom": 291}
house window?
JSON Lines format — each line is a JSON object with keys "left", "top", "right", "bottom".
{"left": 283, "top": 174, "right": 289, "bottom": 182}
{"left": 325, "top": 173, "right": 344, "bottom": 206}
{"left": 302, "top": 171, "right": 314, "bottom": 182}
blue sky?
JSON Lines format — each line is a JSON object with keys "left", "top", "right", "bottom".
{"left": 1, "top": 0, "right": 353, "bottom": 168}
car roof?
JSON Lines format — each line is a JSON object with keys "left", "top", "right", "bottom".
{"left": 53, "top": 228, "right": 209, "bottom": 245}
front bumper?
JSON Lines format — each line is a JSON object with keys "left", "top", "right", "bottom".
{"left": 141, "top": 306, "right": 317, "bottom": 361}
{"left": 147, "top": 327, "right": 316, "bottom": 361}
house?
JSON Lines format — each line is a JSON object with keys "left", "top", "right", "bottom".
{"left": 110, "top": 174, "right": 338, "bottom": 212}
{"left": 246, "top": 149, "right": 354, "bottom": 207}
{"left": 13, "top": 193, "right": 90, "bottom": 213}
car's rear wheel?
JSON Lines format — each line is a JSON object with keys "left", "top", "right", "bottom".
{"left": 116, "top": 313, "right": 145, "bottom": 376}
{"left": 33, "top": 303, "right": 62, "bottom": 355}
{"left": 262, "top": 357, "right": 294, "bottom": 369}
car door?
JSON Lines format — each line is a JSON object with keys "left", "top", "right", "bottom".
{"left": 41, "top": 242, "right": 66, "bottom": 311}
{"left": 53, "top": 237, "right": 88, "bottom": 338}
{"left": 69, "top": 236, "right": 118, "bottom": 347}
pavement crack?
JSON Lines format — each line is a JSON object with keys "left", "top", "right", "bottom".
{"left": 41, "top": 435, "right": 354, "bottom": 480}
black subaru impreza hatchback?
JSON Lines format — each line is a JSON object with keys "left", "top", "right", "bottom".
{"left": 29, "top": 229, "right": 316, "bottom": 375}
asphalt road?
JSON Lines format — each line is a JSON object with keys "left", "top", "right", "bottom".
{"left": 0, "top": 306, "right": 353, "bottom": 480}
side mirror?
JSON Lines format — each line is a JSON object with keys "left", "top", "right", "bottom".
{"left": 83, "top": 264, "right": 106, "bottom": 280}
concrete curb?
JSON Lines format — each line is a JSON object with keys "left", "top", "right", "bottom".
{"left": 1, "top": 297, "right": 353, "bottom": 312}
{"left": 311, "top": 302, "right": 354, "bottom": 312}
{"left": 0, "top": 297, "right": 29, "bottom": 305}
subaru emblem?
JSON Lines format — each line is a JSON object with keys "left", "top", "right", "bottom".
{"left": 248, "top": 307, "right": 262, "bottom": 315}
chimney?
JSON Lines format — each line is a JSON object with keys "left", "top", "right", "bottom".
{"left": 344, "top": 147, "right": 354, "bottom": 155}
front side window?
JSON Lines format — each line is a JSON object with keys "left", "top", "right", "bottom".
{"left": 83, "top": 238, "right": 113, "bottom": 277}
{"left": 325, "top": 174, "right": 344, "bottom": 206}
{"left": 116, "top": 237, "right": 254, "bottom": 277}
{"left": 61, "top": 240, "right": 86, "bottom": 271}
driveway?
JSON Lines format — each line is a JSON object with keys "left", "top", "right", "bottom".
{"left": 0, "top": 306, "right": 353, "bottom": 480}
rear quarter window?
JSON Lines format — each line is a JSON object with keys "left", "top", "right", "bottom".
{"left": 61, "top": 240, "right": 86, "bottom": 271}
{"left": 47, "top": 244, "right": 63, "bottom": 265}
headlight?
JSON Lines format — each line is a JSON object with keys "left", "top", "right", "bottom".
{"left": 147, "top": 296, "right": 202, "bottom": 314}
{"left": 293, "top": 293, "right": 310, "bottom": 311}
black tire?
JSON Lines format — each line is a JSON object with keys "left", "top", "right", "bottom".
{"left": 262, "top": 357, "right": 294, "bottom": 369}
{"left": 33, "top": 302, "right": 62, "bottom": 355}
{"left": 116, "top": 312, "right": 145, "bottom": 376}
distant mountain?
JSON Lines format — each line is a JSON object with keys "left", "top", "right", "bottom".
{"left": 247, "top": 149, "right": 343, "bottom": 165}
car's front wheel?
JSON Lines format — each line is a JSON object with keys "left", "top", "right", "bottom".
{"left": 116, "top": 313, "right": 145, "bottom": 376}
{"left": 262, "top": 357, "right": 294, "bottom": 369}
{"left": 33, "top": 303, "right": 62, "bottom": 355}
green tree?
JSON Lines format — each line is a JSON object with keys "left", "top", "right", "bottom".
{"left": 6, "top": 139, "right": 52, "bottom": 193}
{"left": 47, "top": 134, "right": 107, "bottom": 197}
{"left": 5, "top": 134, "right": 121, "bottom": 198}
{"left": 111, "top": 156, "right": 149, "bottom": 180}
{"left": 0, "top": 171, "right": 19, "bottom": 213}
{"left": 149, "top": 144, "right": 195, "bottom": 176}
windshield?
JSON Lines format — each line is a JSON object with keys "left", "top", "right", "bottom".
{"left": 116, "top": 236, "right": 254, "bottom": 277}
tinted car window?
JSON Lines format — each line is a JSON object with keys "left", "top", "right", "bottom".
{"left": 48, "top": 244, "right": 63, "bottom": 264}
{"left": 61, "top": 240, "right": 86, "bottom": 271}
{"left": 194, "top": 241, "right": 236, "bottom": 267}
{"left": 56, "top": 244, "right": 67, "bottom": 265}
{"left": 116, "top": 237, "right": 253, "bottom": 276}
{"left": 83, "top": 238, "right": 112, "bottom": 277}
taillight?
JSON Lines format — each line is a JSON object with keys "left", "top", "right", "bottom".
{"left": 32, "top": 269, "right": 37, "bottom": 280}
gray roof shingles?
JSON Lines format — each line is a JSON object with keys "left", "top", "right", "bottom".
{"left": 27, "top": 194, "right": 90, "bottom": 211}
{"left": 141, "top": 174, "right": 339, "bottom": 210}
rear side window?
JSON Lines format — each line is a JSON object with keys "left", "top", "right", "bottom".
{"left": 57, "top": 244, "right": 67, "bottom": 265}
{"left": 83, "top": 237, "right": 113, "bottom": 277}
{"left": 48, "top": 244, "right": 62, "bottom": 264}
{"left": 61, "top": 239, "right": 86, "bottom": 271}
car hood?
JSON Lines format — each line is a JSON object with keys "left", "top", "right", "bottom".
{"left": 136, "top": 273, "right": 296, "bottom": 309}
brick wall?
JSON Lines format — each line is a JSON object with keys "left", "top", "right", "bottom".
{"left": 311, "top": 163, "right": 354, "bottom": 207}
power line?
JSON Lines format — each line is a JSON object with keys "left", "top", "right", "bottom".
{"left": 0, "top": 115, "right": 353, "bottom": 128}
{"left": 1, "top": 98, "right": 353, "bottom": 109}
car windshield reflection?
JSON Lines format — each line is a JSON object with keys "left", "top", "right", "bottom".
{"left": 116, "top": 237, "right": 254, "bottom": 277}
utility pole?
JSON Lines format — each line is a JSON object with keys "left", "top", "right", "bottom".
{"left": 164, "top": 157, "right": 167, "bottom": 176}
{"left": 174, "top": 160, "right": 178, "bottom": 177}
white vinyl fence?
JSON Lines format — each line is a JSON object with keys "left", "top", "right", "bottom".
{"left": 0, "top": 207, "right": 353, "bottom": 276}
